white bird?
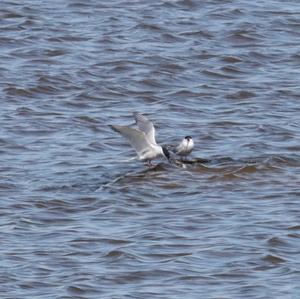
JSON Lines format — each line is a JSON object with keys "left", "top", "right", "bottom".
{"left": 175, "top": 136, "right": 194, "bottom": 160}
{"left": 109, "top": 112, "right": 171, "bottom": 166}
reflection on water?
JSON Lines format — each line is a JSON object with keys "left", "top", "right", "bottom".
{"left": 1, "top": 0, "right": 300, "bottom": 298}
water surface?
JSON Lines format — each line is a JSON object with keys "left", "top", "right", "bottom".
{"left": 1, "top": 0, "right": 300, "bottom": 298}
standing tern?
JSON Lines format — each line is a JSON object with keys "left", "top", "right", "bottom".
{"left": 175, "top": 136, "right": 194, "bottom": 160}
{"left": 109, "top": 112, "right": 171, "bottom": 166}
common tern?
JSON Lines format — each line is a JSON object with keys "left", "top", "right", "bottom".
{"left": 109, "top": 112, "right": 171, "bottom": 166}
{"left": 175, "top": 136, "right": 194, "bottom": 160}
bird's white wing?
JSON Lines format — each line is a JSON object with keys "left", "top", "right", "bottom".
{"left": 133, "top": 112, "right": 156, "bottom": 145}
{"left": 176, "top": 139, "right": 185, "bottom": 153}
{"left": 109, "top": 125, "right": 152, "bottom": 158}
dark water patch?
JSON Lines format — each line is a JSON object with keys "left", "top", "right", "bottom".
{"left": 221, "top": 65, "right": 247, "bottom": 75}
{"left": 0, "top": 182, "right": 18, "bottom": 190}
{"left": 267, "top": 236, "right": 289, "bottom": 248}
{"left": 98, "top": 164, "right": 171, "bottom": 191}
{"left": 220, "top": 55, "right": 243, "bottom": 63}
{"left": 180, "top": 30, "right": 213, "bottom": 38}
{"left": 227, "top": 30, "right": 264, "bottom": 42}
{"left": 4, "top": 86, "right": 35, "bottom": 97}
{"left": 202, "top": 69, "right": 236, "bottom": 79}
{"left": 262, "top": 254, "right": 286, "bottom": 265}
{"left": 288, "top": 225, "right": 300, "bottom": 231}
{"left": 227, "top": 90, "right": 256, "bottom": 99}
{"left": 133, "top": 22, "right": 164, "bottom": 34}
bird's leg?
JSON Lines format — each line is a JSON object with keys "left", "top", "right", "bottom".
{"left": 145, "top": 160, "right": 152, "bottom": 167}
{"left": 147, "top": 160, "right": 157, "bottom": 167}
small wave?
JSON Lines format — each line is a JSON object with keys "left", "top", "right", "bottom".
{"left": 262, "top": 254, "right": 286, "bottom": 264}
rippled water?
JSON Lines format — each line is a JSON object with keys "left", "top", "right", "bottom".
{"left": 1, "top": 0, "right": 300, "bottom": 298}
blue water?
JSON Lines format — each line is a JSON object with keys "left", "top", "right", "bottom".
{"left": 1, "top": 0, "right": 300, "bottom": 298}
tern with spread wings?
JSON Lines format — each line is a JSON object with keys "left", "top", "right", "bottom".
{"left": 109, "top": 112, "right": 171, "bottom": 166}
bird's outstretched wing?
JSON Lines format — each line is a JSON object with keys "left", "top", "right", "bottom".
{"left": 133, "top": 112, "right": 156, "bottom": 145}
{"left": 109, "top": 125, "right": 152, "bottom": 159}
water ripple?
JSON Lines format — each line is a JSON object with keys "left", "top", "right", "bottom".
{"left": 1, "top": 0, "right": 300, "bottom": 298}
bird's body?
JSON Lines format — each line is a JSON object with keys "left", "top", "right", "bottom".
{"left": 176, "top": 136, "right": 194, "bottom": 160}
{"left": 109, "top": 113, "right": 170, "bottom": 166}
